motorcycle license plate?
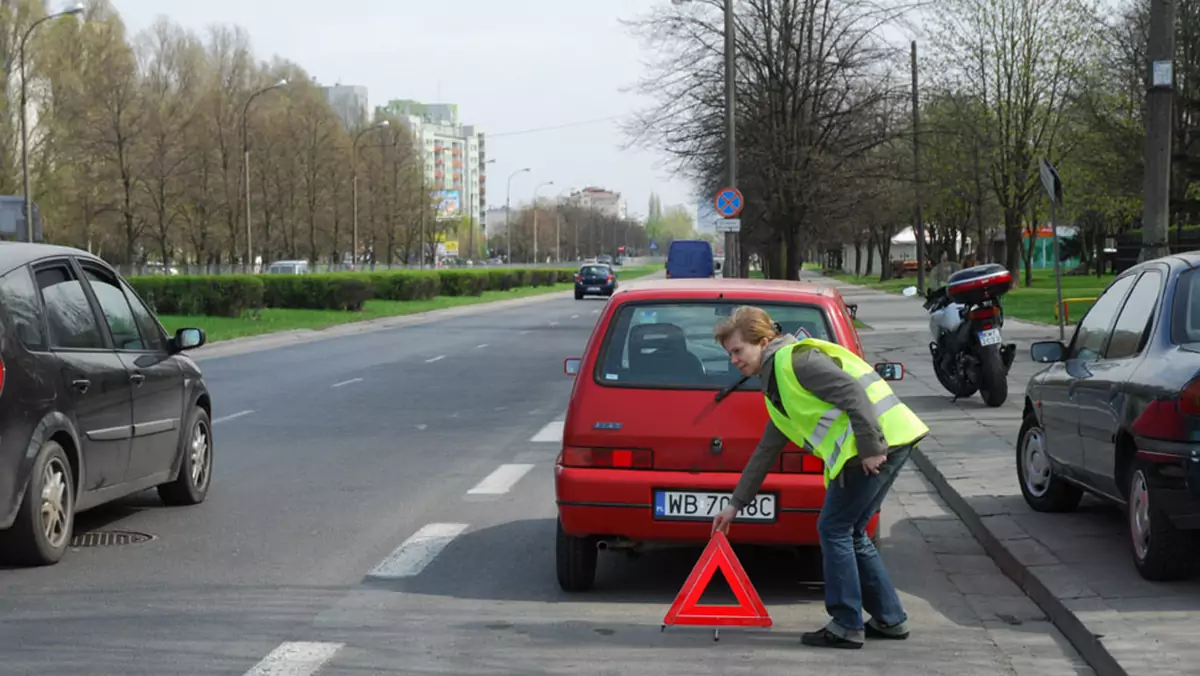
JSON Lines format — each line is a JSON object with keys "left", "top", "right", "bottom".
{"left": 978, "top": 328, "right": 1002, "bottom": 346}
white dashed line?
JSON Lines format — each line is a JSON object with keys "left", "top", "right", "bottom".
{"left": 243, "top": 641, "right": 343, "bottom": 676}
{"left": 415, "top": 424, "right": 427, "bottom": 430}
{"left": 213, "top": 410, "right": 254, "bottom": 424}
{"left": 367, "top": 523, "right": 469, "bottom": 579}
{"left": 520, "top": 330, "right": 533, "bottom": 335}
{"left": 549, "top": 321, "right": 559, "bottom": 326}
{"left": 476, "top": 343, "right": 488, "bottom": 349}
{"left": 571, "top": 314, "right": 580, "bottom": 319}
{"left": 467, "top": 464, "right": 535, "bottom": 495}
{"left": 331, "top": 378, "right": 362, "bottom": 388}
{"left": 531, "top": 420, "right": 564, "bottom": 443}
{"left": 425, "top": 355, "right": 446, "bottom": 363}
{"left": 591, "top": 309, "right": 599, "bottom": 314}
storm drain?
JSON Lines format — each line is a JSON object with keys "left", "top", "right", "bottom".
{"left": 70, "top": 530, "right": 155, "bottom": 548}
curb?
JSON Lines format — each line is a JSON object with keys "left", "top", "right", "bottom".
{"left": 909, "top": 446, "right": 1126, "bottom": 676}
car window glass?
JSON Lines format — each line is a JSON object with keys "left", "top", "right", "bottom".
{"left": 0, "top": 266, "right": 47, "bottom": 350}
{"left": 1106, "top": 272, "right": 1162, "bottom": 359}
{"left": 35, "top": 265, "right": 104, "bottom": 350}
{"left": 1070, "top": 274, "right": 1135, "bottom": 362}
{"left": 80, "top": 266, "right": 144, "bottom": 351}
{"left": 597, "top": 301, "right": 834, "bottom": 389}
{"left": 120, "top": 281, "right": 166, "bottom": 352}
{"left": 580, "top": 265, "right": 610, "bottom": 276}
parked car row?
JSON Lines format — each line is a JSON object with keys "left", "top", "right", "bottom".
{"left": 0, "top": 243, "right": 213, "bottom": 567}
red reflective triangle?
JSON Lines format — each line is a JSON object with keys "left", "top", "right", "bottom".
{"left": 663, "top": 531, "right": 772, "bottom": 628}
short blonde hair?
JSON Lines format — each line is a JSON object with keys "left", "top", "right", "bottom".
{"left": 714, "top": 305, "right": 779, "bottom": 346}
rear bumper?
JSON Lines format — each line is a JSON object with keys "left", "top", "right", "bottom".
{"left": 575, "top": 281, "right": 614, "bottom": 294}
{"left": 555, "top": 465, "right": 879, "bottom": 545}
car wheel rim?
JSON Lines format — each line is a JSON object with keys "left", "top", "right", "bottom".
{"left": 1021, "top": 427, "right": 1052, "bottom": 497}
{"left": 190, "top": 420, "right": 211, "bottom": 490}
{"left": 40, "top": 457, "right": 70, "bottom": 549}
{"left": 1130, "top": 470, "right": 1151, "bottom": 561}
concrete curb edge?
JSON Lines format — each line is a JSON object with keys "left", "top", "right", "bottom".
{"left": 909, "top": 446, "right": 1126, "bottom": 676}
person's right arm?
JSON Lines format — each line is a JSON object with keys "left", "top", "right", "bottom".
{"left": 730, "top": 420, "right": 788, "bottom": 511}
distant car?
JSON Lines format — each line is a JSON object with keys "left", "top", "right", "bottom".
{"left": 1019, "top": 252, "right": 1200, "bottom": 581}
{"left": 0, "top": 243, "right": 213, "bottom": 566}
{"left": 575, "top": 263, "right": 616, "bottom": 300}
{"left": 554, "top": 277, "right": 895, "bottom": 591}
{"left": 265, "top": 259, "right": 308, "bottom": 274}
{"left": 665, "top": 240, "right": 715, "bottom": 279}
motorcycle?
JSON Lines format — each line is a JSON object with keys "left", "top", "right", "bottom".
{"left": 902, "top": 263, "right": 1017, "bottom": 407}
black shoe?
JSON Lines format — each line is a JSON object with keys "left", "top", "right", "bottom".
{"left": 865, "top": 622, "right": 909, "bottom": 640}
{"left": 800, "top": 628, "right": 863, "bottom": 649}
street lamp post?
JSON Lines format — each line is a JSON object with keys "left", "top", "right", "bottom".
{"left": 352, "top": 120, "right": 389, "bottom": 269}
{"left": 532, "top": 181, "right": 553, "bottom": 263}
{"left": 17, "top": 3, "right": 85, "bottom": 243}
{"left": 472, "top": 158, "right": 496, "bottom": 261}
{"left": 505, "top": 168, "right": 530, "bottom": 263}
{"left": 242, "top": 78, "right": 288, "bottom": 272}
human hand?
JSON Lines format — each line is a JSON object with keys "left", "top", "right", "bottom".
{"left": 712, "top": 505, "right": 738, "bottom": 536}
{"left": 862, "top": 454, "right": 887, "bottom": 475}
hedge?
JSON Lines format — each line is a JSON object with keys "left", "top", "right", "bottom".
{"left": 128, "top": 267, "right": 577, "bottom": 317}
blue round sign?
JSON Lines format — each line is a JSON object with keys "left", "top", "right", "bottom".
{"left": 714, "top": 187, "right": 744, "bottom": 218}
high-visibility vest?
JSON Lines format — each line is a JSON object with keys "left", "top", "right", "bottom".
{"left": 764, "top": 338, "right": 929, "bottom": 486}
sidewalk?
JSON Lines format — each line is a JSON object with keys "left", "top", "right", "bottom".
{"left": 816, "top": 272, "right": 1200, "bottom": 676}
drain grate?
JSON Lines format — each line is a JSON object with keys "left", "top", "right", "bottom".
{"left": 70, "top": 530, "right": 154, "bottom": 548}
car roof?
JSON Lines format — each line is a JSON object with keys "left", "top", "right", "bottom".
{"left": 613, "top": 277, "right": 843, "bottom": 302}
{"left": 0, "top": 242, "right": 101, "bottom": 274}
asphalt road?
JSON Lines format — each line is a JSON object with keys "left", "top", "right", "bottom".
{"left": 0, "top": 279, "right": 1091, "bottom": 675}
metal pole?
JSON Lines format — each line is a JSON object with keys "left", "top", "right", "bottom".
{"left": 1051, "top": 200, "right": 1065, "bottom": 341}
{"left": 244, "top": 148, "right": 251, "bottom": 271}
{"left": 20, "top": 39, "right": 31, "bottom": 243}
{"left": 420, "top": 174, "right": 426, "bottom": 269}
{"left": 533, "top": 207, "right": 539, "bottom": 263}
{"left": 723, "top": 0, "right": 738, "bottom": 277}
{"left": 1139, "top": 0, "right": 1176, "bottom": 263}
{"left": 352, "top": 172, "right": 358, "bottom": 268}
{"left": 912, "top": 41, "right": 926, "bottom": 292}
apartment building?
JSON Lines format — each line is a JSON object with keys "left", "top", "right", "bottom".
{"left": 321, "top": 84, "right": 369, "bottom": 130}
{"left": 376, "top": 99, "right": 488, "bottom": 230}
{"left": 567, "top": 187, "right": 627, "bottom": 220}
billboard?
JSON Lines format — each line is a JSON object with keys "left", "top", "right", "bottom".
{"left": 696, "top": 198, "right": 722, "bottom": 234}
{"left": 433, "top": 190, "right": 461, "bottom": 221}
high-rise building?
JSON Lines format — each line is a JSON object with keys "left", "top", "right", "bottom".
{"left": 376, "top": 99, "right": 488, "bottom": 232}
{"left": 321, "top": 85, "right": 369, "bottom": 130}
{"left": 567, "top": 187, "right": 627, "bottom": 220}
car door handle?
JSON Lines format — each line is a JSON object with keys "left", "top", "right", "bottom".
{"left": 72, "top": 379, "right": 90, "bottom": 393}
{"left": 129, "top": 373, "right": 145, "bottom": 386}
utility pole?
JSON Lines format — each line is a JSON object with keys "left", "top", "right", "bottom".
{"left": 723, "top": 0, "right": 739, "bottom": 277}
{"left": 912, "top": 41, "right": 927, "bottom": 292}
{"left": 1140, "top": 0, "right": 1176, "bottom": 262}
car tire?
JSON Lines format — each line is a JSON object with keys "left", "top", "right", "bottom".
{"left": 0, "top": 440, "right": 75, "bottom": 566}
{"left": 574, "top": 290, "right": 584, "bottom": 300}
{"left": 1015, "top": 414, "right": 1082, "bottom": 512}
{"left": 556, "top": 517, "right": 597, "bottom": 592}
{"left": 158, "top": 406, "right": 213, "bottom": 507}
{"left": 1128, "top": 459, "right": 1196, "bottom": 581}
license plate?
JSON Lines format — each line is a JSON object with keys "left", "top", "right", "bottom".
{"left": 978, "top": 328, "right": 1002, "bottom": 346}
{"left": 587, "top": 286, "right": 600, "bottom": 292}
{"left": 653, "top": 490, "right": 777, "bottom": 522}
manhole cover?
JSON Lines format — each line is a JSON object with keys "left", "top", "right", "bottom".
{"left": 70, "top": 530, "right": 154, "bottom": 548}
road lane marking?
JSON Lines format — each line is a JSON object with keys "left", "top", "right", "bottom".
{"left": 367, "top": 523, "right": 468, "bottom": 579}
{"left": 331, "top": 378, "right": 362, "bottom": 388}
{"left": 571, "top": 314, "right": 580, "bottom": 319}
{"left": 549, "top": 321, "right": 559, "bottom": 326}
{"left": 531, "top": 420, "right": 564, "bottom": 443}
{"left": 425, "top": 355, "right": 446, "bottom": 363}
{"left": 520, "top": 330, "right": 532, "bottom": 335}
{"left": 476, "top": 343, "right": 488, "bottom": 349}
{"left": 243, "top": 641, "right": 343, "bottom": 676}
{"left": 213, "top": 410, "right": 254, "bottom": 424}
{"left": 592, "top": 309, "right": 599, "bottom": 314}
{"left": 467, "top": 464, "right": 535, "bottom": 495}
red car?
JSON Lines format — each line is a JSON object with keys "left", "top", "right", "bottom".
{"left": 555, "top": 277, "right": 901, "bottom": 591}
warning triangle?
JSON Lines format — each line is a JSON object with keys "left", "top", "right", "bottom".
{"left": 662, "top": 532, "right": 772, "bottom": 628}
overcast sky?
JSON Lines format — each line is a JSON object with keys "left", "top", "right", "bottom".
{"left": 106, "top": 0, "right": 699, "bottom": 222}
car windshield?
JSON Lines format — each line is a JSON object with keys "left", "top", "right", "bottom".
{"left": 595, "top": 300, "right": 834, "bottom": 390}
{"left": 580, "top": 265, "right": 610, "bottom": 276}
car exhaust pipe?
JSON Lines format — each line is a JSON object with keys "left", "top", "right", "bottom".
{"left": 596, "top": 537, "right": 637, "bottom": 551}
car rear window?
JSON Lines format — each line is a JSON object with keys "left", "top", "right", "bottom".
{"left": 595, "top": 300, "right": 834, "bottom": 389}
{"left": 580, "top": 265, "right": 610, "bottom": 276}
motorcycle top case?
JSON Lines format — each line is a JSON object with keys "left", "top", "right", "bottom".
{"left": 946, "top": 264, "right": 1013, "bottom": 305}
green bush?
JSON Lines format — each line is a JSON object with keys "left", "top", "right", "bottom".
{"left": 259, "top": 273, "right": 373, "bottom": 311}
{"left": 129, "top": 275, "right": 264, "bottom": 318}
{"left": 437, "top": 270, "right": 488, "bottom": 296}
{"left": 369, "top": 270, "right": 441, "bottom": 301}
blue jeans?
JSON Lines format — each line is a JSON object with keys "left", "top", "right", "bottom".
{"left": 815, "top": 444, "right": 912, "bottom": 640}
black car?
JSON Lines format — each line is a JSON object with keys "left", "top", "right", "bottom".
{"left": 1019, "top": 252, "right": 1200, "bottom": 581}
{"left": 575, "top": 263, "right": 616, "bottom": 300}
{"left": 0, "top": 243, "right": 212, "bottom": 566}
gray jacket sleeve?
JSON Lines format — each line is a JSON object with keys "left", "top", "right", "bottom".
{"left": 793, "top": 349, "right": 889, "bottom": 459}
{"left": 730, "top": 420, "right": 788, "bottom": 511}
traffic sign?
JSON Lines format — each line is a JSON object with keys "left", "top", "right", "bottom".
{"left": 714, "top": 187, "right": 744, "bottom": 218}
{"left": 662, "top": 531, "right": 771, "bottom": 639}
{"left": 715, "top": 218, "right": 741, "bottom": 233}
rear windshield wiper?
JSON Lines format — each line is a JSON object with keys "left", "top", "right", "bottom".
{"left": 715, "top": 375, "right": 749, "bottom": 403}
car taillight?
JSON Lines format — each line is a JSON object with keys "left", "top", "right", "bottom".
{"left": 561, "top": 446, "right": 653, "bottom": 469}
{"left": 1180, "top": 378, "right": 1200, "bottom": 417}
{"left": 575, "top": 274, "right": 582, "bottom": 282}
{"left": 1130, "top": 377, "right": 1200, "bottom": 442}
{"left": 606, "top": 275, "right": 613, "bottom": 282}
{"left": 779, "top": 451, "right": 823, "bottom": 473}
{"left": 0, "top": 356, "right": 5, "bottom": 396}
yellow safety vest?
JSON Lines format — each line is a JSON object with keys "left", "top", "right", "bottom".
{"left": 764, "top": 338, "right": 929, "bottom": 486}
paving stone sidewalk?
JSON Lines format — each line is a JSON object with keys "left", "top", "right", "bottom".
{"left": 816, "top": 273, "right": 1200, "bottom": 676}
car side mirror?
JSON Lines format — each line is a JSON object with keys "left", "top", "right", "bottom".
{"left": 173, "top": 327, "right": 206, "bottom": 352}
{"left": 874, "top": 362, "right": 904, "bottom": 381}
{"left": 901, "top": 286, "right": 919, "bottom": 297}
{"left": 1030, "top": 341, "right": 1065, "bottom": 363}
{"left": 564, "top": 357, "right": 581, "bottom": 376}
{"left": 845, "top": 303, "right": 858, "bottom": 319}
